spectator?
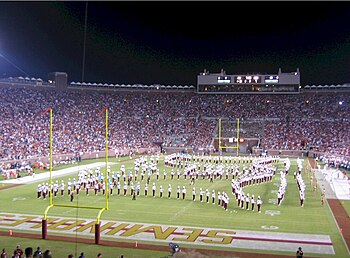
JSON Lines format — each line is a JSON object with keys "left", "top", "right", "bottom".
{"left": 13, "top": 245, "right": 23, "bottom": 258}
{"left": 296, "top": 246, "right": 304, "bottom": 258}
{"left": 42, "top": 250, "right": 52, "bottom": 258}
{"left": 0, "top": 87, "right": 348, "bottom": 163}
{"left": 24, "top": 247, "right": 33, "bottom": 258}
{"left": 33, "top": 247, "right": 42, "bottom": 258}
{"left": 1, "top": 249, "right": 7, "bottom": 258}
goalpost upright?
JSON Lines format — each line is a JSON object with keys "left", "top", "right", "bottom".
{"left": 218, "top": 117, "right": 240, "bottom": 156}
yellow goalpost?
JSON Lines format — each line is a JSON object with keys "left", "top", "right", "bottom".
{"left": 218, "top": 117, "right": 240, "bottom": 155}
{"left": 42, "top": 107, "right": 110, "bottom": 244}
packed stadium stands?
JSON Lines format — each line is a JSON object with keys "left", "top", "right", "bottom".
{"left": 0, "top": 82, "right": 348, "bottom": 165}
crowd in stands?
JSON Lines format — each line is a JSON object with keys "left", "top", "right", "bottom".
{"left": 0, "top": 87, "right": 349, "bottom": 163}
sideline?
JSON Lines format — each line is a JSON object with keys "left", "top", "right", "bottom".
{"left": 0, "top": 212, "right": 334, "bottom": 255}
{"left": 1, "top": 162, "right": 117, "bottom": 185}
{"left": 0, "top": 230, "right": 292, "bottom": 258}
{"left": 308, "top": 158, "right": 350, "bottom": 256}
{"left": 309, "top": 158, "right": 349, "bottom": 200}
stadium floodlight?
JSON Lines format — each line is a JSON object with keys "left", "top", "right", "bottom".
{"left": 0, "top": 52, "right": 30, "bottom": 77}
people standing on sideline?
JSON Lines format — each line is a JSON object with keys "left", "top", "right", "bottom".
{"left": 296, "top": 247, "right": 304, "bottom": 258}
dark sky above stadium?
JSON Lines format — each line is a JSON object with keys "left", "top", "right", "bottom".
{"left": 1, "top": 1, "right": 350, "bottom": 86}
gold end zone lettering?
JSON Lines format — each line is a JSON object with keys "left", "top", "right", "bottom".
{"left": 150, "top": 226, "right": 177, "bottom": 240}
{"left": 0, "top": 214, "right": 36, "bottom": 227}
{"left": 121, "top": 225, "right": 177, "bottom": 240}
{"left": 76, "top": 221, "right": 118, "bottom": 234}
{"left": 120, "top": 224, "right": 143, "bottom": 236}
{"left": 105, "top": 223, "right": 129, "bottom": 235}
{"left": 172, "top": 228, "right": 203, "bottom": 242}
{"left": 47, "top": 219, "right": 86, "bottom": 231}
{"left": 99, "top": 222, "right": 119, "bottom": 233}
{"left": 201, "top": 230, "right": 235, "bottom": 244}
{"left": 75, "top": 221, "right": 96, "bottom": 233}
{"left": 31, "top": 218, "right": 59, "bottom": 229}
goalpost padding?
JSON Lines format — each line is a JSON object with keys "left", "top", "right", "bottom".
{"left": 42, "top": 219, "right": 47, "bottom": 239}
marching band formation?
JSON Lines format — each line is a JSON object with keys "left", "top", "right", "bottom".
{"left": 36, "top": 154, "right": 307, "bottom": 213}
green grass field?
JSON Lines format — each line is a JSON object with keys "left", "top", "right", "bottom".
{"left": 0, "top": 236, "right": 168, "bottom": 258}
{"left": 0, "top": 155, "right": 349, "bottom": 257}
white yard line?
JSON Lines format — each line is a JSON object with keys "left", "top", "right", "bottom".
{"left": 169, "top": 201, "right": 193, "bottom": 222}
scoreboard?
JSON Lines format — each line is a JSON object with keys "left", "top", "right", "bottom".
{"left": 198, "top": 69, "right": 300, "bottom": 94}
{"left": 234, "top": 75, "right": 262, "bottom": 84}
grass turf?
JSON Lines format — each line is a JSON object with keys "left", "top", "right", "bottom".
{"left": 0, "top": 155, "right": 348, "bottom": 257}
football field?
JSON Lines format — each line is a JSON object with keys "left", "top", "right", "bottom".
{"left": 0, "top": 155, "right": 349, "bottom": 257}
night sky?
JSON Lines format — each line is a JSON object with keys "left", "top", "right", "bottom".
{"left": 1, "top": 1, "right": 350, "bottom": 86}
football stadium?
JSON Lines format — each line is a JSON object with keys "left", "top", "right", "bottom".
{"left": 1, "top": 2, "right": 350, "bottom": 258}
{"left": 0, "top": 69, "right": 349, "bottom": 258}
